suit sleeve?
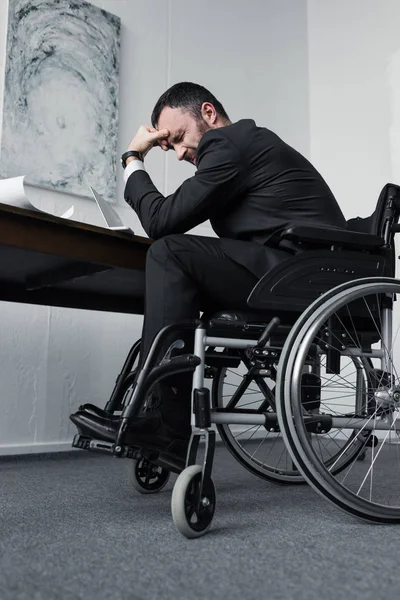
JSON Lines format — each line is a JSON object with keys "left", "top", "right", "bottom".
{"left": 123, "top": 130, "right": 248, "bottom": 239}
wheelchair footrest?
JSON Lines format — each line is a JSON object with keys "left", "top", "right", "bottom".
{"left": 72, "top": 433, "right": 184, "bottom": 473}
{"left": 72, "top": 434, "right": 92, "bottom": 450}
{"left": 72, "top": 433, "right": 116, "bottom": 454}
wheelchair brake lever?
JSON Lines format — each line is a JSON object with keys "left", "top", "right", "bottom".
{"left": 256, "top": 317, "right": 281, "bottom": 348}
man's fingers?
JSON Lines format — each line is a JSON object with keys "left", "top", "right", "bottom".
{"left": 138, "top": 125, "right": 169, "bottom": 140}
{"left": 153, "top": 138, "right": 169, "bottom": 149}
{"left": 127, "top": 125, "right": 170, "bottom": 156}
{"left": 150, "top": 128, "right": 169, "bottom": 140}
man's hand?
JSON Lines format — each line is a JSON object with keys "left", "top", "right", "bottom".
{"left": 127, "top": 125, "right": 169, "bottom": 159}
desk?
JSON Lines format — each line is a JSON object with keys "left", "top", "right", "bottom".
{"left": 0, "top": 203, "right": 151, "bottom": 314}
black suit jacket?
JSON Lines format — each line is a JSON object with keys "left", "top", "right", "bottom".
{"left": 124, "top": 119, "right": 346, "bottom": 278}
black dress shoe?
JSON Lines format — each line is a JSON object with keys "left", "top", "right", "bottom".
{"left": 69, "top": 410, "right": 161, "bottom": 443}
{"left": 70, "top": 411, "right": 119, "bottom": 442}
{"left": 78, "top": 404, "right": 121, "bottom": 420}
{"left": 70, "top": 409, "right": 190, "bottom": 466}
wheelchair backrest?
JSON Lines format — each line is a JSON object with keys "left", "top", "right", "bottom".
{"left": 247, "top": 183, "right": 400, "bottom": 315}
{"left": 347, "top": 183, "right": 400, "bottom": 279}
{"left": 347, "top": 183, "right": 400, "bottom": 244}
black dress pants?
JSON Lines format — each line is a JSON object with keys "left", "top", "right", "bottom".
{"left": 139, "top": 234, "right": 260, "bottom": 435}
{"left": 141, "top": 234, "right": 260, "bottom": 360}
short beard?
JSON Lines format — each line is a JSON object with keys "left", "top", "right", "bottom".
{"left": 196, "top": 118, "right": 211, "bottom": 138}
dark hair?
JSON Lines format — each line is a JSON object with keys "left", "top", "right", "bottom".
{"left": 151, "top": 82, "right": 230, "bottom": 127}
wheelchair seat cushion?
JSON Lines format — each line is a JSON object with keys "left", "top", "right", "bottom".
{"left": 206, "top": 310, "right": 268, "bottom": 328}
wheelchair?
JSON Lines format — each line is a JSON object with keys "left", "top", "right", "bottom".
{"left": 72, "top": 183, "right": 400, "bottom": 538}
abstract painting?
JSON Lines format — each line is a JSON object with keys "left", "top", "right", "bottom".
{"left": 0, "top": 0, "right": 120, "bottom": 202}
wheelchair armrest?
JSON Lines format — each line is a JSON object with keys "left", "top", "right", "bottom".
{"left": 279, "top": 226, "right": 384, "bottom": 250}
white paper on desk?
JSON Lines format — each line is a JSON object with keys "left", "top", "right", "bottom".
{"left": 0, "top": 176, "right": 74, "bottom": 218}
{"left": 61, "top": 205, "right": 74, "bottom": 218}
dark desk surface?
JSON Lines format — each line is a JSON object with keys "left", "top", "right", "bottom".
{"left": 0, "top": 203, "right": 151, "bottom": 314}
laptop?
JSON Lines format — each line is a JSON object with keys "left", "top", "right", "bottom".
{"left": 89, "top": 186, "right": 134, "bottom": 234}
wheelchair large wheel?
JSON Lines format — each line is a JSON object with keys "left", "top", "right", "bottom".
{"left": 211, "top": 349, "right": 368, "bottom": 484}
{"left": 277, "top": 277, "right": 400, "bottom": 523}
{"left": 211, "top": 359, "right": 303, "bottom": 483}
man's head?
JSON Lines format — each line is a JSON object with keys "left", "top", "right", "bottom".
{"left": 151, "top": 82, "right": 231, "bottom": 165}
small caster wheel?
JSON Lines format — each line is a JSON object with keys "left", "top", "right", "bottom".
{"left": 129, "top": 458, "right": 170, "bottom": 494}
{"left": 171, "top": 465, "right": 216, "bottom": 538}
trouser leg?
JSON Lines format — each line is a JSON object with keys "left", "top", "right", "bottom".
{"left": 140, "top": 234, "right": 259, "bottom": 435}
{"left": 141, "top": 234, "right": 259, "bottom": 359}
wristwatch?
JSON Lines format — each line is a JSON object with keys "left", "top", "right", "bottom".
{"left": 121, "top": 150, "right": 144, "bottom": 168}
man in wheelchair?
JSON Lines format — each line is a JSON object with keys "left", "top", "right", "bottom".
{"left": 70, "top": 81, "right": 347, "bottom": 466}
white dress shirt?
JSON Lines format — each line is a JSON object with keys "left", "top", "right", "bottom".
{"left": 123, "top": 159, "right": 146, "bottom": 183}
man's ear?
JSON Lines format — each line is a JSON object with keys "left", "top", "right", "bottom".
{"left": 201, "top": 102, "right": 217, "bottom": 125}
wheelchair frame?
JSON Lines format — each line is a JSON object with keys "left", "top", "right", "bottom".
{"left": 72, "top": 182, "right": 400, "bottom": 537}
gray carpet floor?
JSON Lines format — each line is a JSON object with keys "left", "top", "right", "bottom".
{"left": 1, "top": 445, "right": 399, "bottom": 600}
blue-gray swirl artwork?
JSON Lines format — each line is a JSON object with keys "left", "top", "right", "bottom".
{"left": 0, "top": 0, "right": 120, "bottom": 202}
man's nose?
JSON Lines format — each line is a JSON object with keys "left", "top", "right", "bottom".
{"left": 175, "top": 145, "right": 186, "bottom": 161}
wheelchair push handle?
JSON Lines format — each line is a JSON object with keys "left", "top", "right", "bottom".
{"left": 256, "top": 317, "right": 281, "bottom": 348}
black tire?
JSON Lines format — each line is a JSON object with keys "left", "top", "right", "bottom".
{"left": 128, "top": 458, "right": 170, "bottom": 494}
{"left": 211, "top": 360, "right": 303, "bottom": 484}
{"left": 211, "top": 350, "right": 368, "bottom": 484}
{"left": 277, "top": 278, "right": 400, "bottom": 523}
{"left": 171, "top": 466, "right": 216, "bottom": 538}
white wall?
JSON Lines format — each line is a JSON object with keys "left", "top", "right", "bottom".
{"left": 164, "top": 0, "right": 310, "bottom": 196}
{"left": 0, "top": 0, "right": 309, "bottom": 454}
{"left": 307, "top": 0, "right": 400, "bottom": 219}
{"left": 307, "top": 0, "right": 400, "bottom": 356}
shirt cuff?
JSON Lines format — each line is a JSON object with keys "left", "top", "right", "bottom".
{"left": 124, "top": 159, "right": 146, "bottom": 183}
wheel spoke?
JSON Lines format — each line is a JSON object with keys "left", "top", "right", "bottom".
{"left": 356, "top": 414, "right": 400, "bottom": 497}
{"left": 225, "top": 375, "right": 260, "bottom": 410}
{"left": 281, "top": 281, "right": 400, "bottom": 519}
{"left": 214, "top": 363, "right": 299, "bottom": 481}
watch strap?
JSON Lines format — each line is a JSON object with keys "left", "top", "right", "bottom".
{"left": 121, "top": 150, "right": 144, "bottom": 168}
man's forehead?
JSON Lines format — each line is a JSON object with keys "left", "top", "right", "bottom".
{"left": 157, "top": 106, "right": 189, "bottom": 131}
